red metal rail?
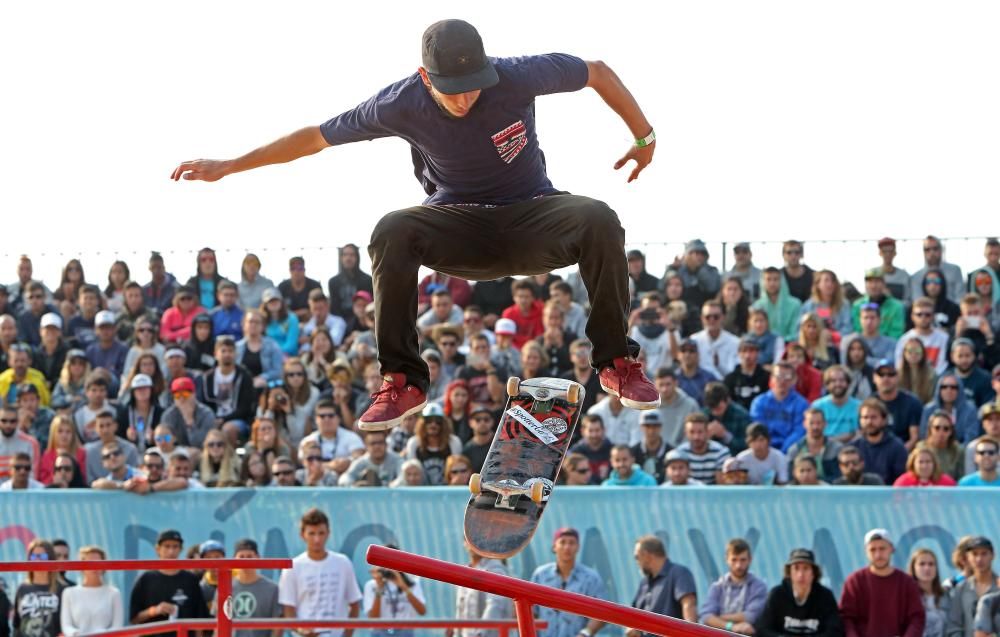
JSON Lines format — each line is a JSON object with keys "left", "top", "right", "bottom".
{"left": 367, "top": 545, "right": 730, "bottom": 637}
{"left": 76, "top": 619, "right": 544, "bottom": 637}
{"left": 0, "top": 559, "right": 289, "bottom": 637}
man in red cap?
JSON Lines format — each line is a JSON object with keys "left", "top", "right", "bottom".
{"left": 173, "top": 19, "right": 660, "bottom": 430}
{"left": 530, "top": 528, "right": 607, "bottom": 637}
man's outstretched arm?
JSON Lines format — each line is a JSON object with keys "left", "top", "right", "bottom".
{"left": 585, "top": 60, "right": 655, "bottom": 183}
{"left": 170, "top": 125, "right": 330, "bottom": 182}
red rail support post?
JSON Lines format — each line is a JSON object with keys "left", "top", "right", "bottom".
{"left": 217, "top": 568, "right": 233, "bottom": 637}
{"left": 514, "top": 598, "right": 536, "bottom": 637}
{"left": 367, "top": 545, "right": 730, "bottom": 637}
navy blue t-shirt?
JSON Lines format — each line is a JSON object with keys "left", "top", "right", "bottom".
{"left": 319, "top": 54, "right": 589, "bottom": 206}
{"left": 882, "top": 390, "right": 924, "bottom": 440}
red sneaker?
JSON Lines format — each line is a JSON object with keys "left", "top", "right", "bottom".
{"left": 598, "top": 357, "right": 660, "bottom": 410}
{"left": 358, "top": 373, "right": 427, "bottom": 431}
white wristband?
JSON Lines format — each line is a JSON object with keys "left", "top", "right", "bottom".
{"left": 634, "top": 129, "right": 655, "bottom": 148}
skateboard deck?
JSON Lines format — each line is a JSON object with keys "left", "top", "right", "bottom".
{"left": 463, "top": 376, "right": 585, "bottom": 559}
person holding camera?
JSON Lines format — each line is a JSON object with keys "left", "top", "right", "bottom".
{"left": 363, "top": 546, "right": 426, "bottom": 637}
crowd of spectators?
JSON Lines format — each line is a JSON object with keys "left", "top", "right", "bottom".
{"left": 6, "top": 518, "right": 1000, "bottom": 637}
{"left": 3, "top": 235, "right": 1000, "bottom": 491}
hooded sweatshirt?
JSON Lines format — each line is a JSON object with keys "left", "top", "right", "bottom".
{"left": 754, "top": 578, "right": 843, "bottom": 637}
{"left": 327, "top": 245, "right": 374, "bottom": 320}
{"left": 919, "top": 374, "right": 980, "bottom": 443}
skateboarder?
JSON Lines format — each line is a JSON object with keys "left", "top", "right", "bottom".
{"left": 172, "top": 19, "right": 660, "bottom": 429}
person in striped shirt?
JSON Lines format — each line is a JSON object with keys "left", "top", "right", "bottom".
{"left": 675, "top": 413, "right": 731, "bottom": 484}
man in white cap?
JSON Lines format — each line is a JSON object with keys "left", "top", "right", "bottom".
{"left": 86, "top": 310, "right": 129, "bottom": 378}
{"left": 839, "top": 528, "right": 924, "bottom": 637}
{"left": 33, "top": 312, "right": 69, "bottom": 387}
{"left": 490, "top": 318, "right": 522, "bottom": 378}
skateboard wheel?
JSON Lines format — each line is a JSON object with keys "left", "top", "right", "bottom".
{"left": 506, "top": 377, "right": 521, "bottom": 398}
{"left": 566, "top": 383, "right": 581, "bottom": 404}
{"left": 469, "top": 473, "right": 481, "bottom": 496}
{"left": 529, "top": 480, "right": 544, "bottom": 504}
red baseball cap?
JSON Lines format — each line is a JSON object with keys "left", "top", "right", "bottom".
{"left": 171, "top": 377, "right": 195, "bottom": 394}
{"left": 553, "top": 527, "right": 579, "bottom": 543}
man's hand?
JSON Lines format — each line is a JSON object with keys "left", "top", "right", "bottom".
{"left": 707, "top": 420, "right": 728, "bottom": 440}
{"left": 732, "top": 621, "right": 755, "bottom": 635}
{"left": 171, "top": 159, "right": 232, "bottom": 182}
{"left": 614, "top": 142, "right": 655, "bottom": 183}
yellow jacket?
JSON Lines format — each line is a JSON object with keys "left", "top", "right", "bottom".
{"left": 0, "top": 368, "right": 51, "bottom": 407}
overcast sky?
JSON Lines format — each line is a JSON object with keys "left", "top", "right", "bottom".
{"left": 2, "top": 0, "right": 997, "bottom": 288}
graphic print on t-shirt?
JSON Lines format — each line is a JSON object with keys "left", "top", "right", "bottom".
{"left": 491, "top": 121, "right": 527, "bottom": 164}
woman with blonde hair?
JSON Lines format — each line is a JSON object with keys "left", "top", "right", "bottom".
{"left": 198, "top": 429, "right": 241, "bottom": 487}
{"left": 60, "top": 545, "right": 124, "bottom": 636}
{"left": 908, "top": 548, "right": 949, "bottom": 637}
{"left": 389, "top": 458, "right": 426, "bottom": 487}
{"left": 243, "top": 415, "right": 292, "bottom": 469}
{"left": 301, "top": 327, "right": 337, "bottom": 389}
{"left": 38, "top": 415, "right": 87, "bottom": 485}
{"left": 520, "top": 341, "right": 549, "bottom": 381}
{"left": 13, "top": 539, "right": 66, "bottom": 637}
{"left": 892, "top": 446, "right": 956, "bottom": 487}
{"left": 920, "top": 412, "right": 964, "bottom": 480}
{"left": 798, "top": 312, "right": 837, "bottom": 371}
{"left": 51, "top": 350, "right": 91, "bottom": 411}
{"left": 801, "top": 269, "right": 853, "bottom": 337}
{"left": 283, "top": 357, "right": 320, "bottom": 446}
{"left": 238, "top": 253, "right": 274, "bottom": 310}
{"left": 898, "top": 338, "right": 936, "bottom": 404}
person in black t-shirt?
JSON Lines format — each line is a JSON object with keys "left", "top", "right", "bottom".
{"left": 461, "top": 406, "right": 495, "bottom": 473}
{"left": 780, "top": 240, "right": 814, "bottom": 304}
{"left": 724, "top": 337, "right": 770, "bottom": 410}
{"left": 12, "top": 539, "right": 66, "bottom": 637}
{"left": 568, "top": 415, "right": 613, "bottom": 484}
{"left": 129, "top": 529, "right": 209, "bottom": 630}
{"left": 277, "top": 257, "right": 322, "bottom": 324}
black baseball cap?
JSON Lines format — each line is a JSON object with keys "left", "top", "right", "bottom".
{"left": 157, "top": 529, "right": 183, "bottom": 545}
{"left": 421, "top": 20, "right": 499, "bottom": 95}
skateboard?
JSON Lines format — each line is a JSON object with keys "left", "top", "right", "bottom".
{"left": 463, "top": 376, "right": 586, "bottom": 559}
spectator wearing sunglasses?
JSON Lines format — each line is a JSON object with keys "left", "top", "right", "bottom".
{"left": 13, "top": 539, "right": 67, "bottom": 637}
{"left": 46, "top": 452, "right": 86, "bottom": 489}
{"left": 340, "top": 431, "right": 402, "bottom": 487}
{"left": 0, "top": 403, "right": 40, "bottom": 482}
{"left": 91, "top": 440, "right": 143, "bottom": 489}
{"left": 123, "top": 448, "right": 190, "bottom": 494}
{"left": 161, "top": 377, "right": 217, "bottom": 454}
{"left": 0, "top": 452, "right": 43, "bottom": 489}
{"left": 296, "top": 439, "right": 339, "bottom": 487}
{"left": 919, "top": 373, "right": 979, "bottom": 445}
{"left": 270, "top": 455, "right": 301, "bottom": 487}
{"left": 894, "top": 298, "right": 950, "bottom": 375}
{"left": 959, "top": 436, "right": 1000, "bottom": 486}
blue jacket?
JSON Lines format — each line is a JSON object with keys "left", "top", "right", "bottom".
{"left": 749, "top": 389, "right": 810, "bottom": 452}
{"left": 235, "top": 336, "right": 284, "bottom": 382}
{"left": 266, "top": 315, "right": 300, "bottom": 356}
{"left": 210, "top": 305, "right": 244, "bottom": 340}
{"left": 919, "top": 373, "right": 981, "bottom": 443}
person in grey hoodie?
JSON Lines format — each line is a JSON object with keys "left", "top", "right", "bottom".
{"left": 328, "top": 244, "right": 374, "bottom": 321}
{"left": 663, "top": 239, "right": 721, "bottom": 310}
{"left": 919, "top": 373, "right": 980, "bottom": 443}
{"left": 910, "top": 235, "right": 965, "bottom": 304}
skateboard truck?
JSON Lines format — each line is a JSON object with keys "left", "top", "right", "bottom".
{"left": 470, "top": 476, "right": 546, "bottom": 509}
